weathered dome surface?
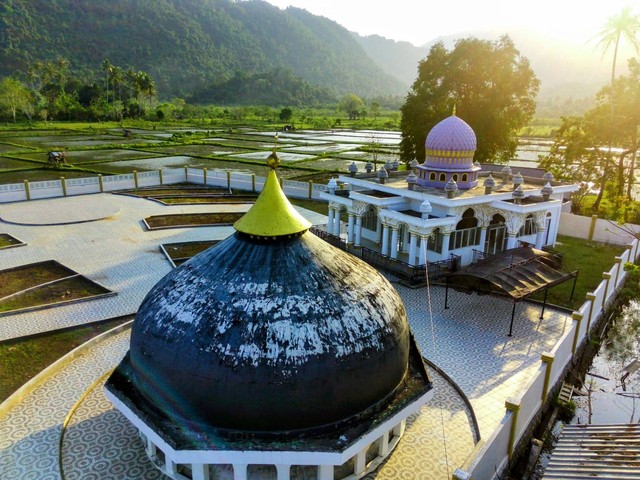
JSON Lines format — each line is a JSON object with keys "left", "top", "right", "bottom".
{"left": 425, "top": 114, "right": 477, "bottom": 155}
{"left": 129, "top": 230, "right": 410, "bottom": 432}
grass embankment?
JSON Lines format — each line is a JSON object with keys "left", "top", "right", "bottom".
{"left": 0, "top": 317, "right": 132, "bottom": 402}
{"left": 0, "top": 261, "right": 110, "bottom": 313}
{"left": 535, "top": 235, "right": 625, "bottom": 310}
{"left": 144, "top": 212, "right": 244, "bottom": 229}
{"left": 0, "top": 234, "right": 22, "bottom": 248}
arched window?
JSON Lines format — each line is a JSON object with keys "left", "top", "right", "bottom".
{"left": 362, "top": 206, "right": 377, "bottom": 231}
{"left": 462, "top": 173, "right": 468, "bottom": 182}
{"left": 427, "top": 228, "right": 443, "bottom": 253}
{"left": 439, "top": 173, "right": 446, "bottom": 182}
{"left": 452, "top": 173, "right": 458, "bottom": 182}
{"left": 518, "top": 214, "right": 537, "bottom": 237}
{"left": 429, "top": 172, "right": 436, "bottom": 181}
{"left": 450, "top": 209, "right": 480, "bottom": 250}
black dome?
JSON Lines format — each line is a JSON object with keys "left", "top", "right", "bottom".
{"left": 129, "top": 231, "right": 410, "bottom": 432}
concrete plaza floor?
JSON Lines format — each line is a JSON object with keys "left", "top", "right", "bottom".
{"left": 0, "top": 192, "right": 571, "bottom": 479}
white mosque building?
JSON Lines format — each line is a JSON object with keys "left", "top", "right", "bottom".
{"left": 321, "top": 114, "right": 579, "bottom": 267}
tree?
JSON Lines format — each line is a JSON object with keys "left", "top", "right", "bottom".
{"left": 279, "top": 107, "right": 293, "bottom": 122}
{"left": 400, "top": 36, "right": 539, "bottom": 163}
{"left": 370, "top": 101, "right": 380, "bottom": 122}
{"left": 339, "top": 94, "right": 364, "bottom": 120}
{"left": 101, "top": 59, "right": 113, "bottom": 104}
{"left": 594, "top": 6, "right": 640, "bottom": 202}
{"left": 0, "top": 78, "right": 33, "bottom": 122}
{"left": 540, "top": 60, "right": 640, "bottom": 218}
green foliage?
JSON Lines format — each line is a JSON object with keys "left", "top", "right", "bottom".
{"left": 399, "top": 36, "right": 539, "bottom": 163}
{"left": 191, "top": 68, "right": 334, "bottom": 107}
{"left": 0, "top": 0, "right": 405, "bottom": 99}
{"left": 338, "top": 93, "right": 365, "bottom": 120}
{"left": 279, "top": 107, "right": 292, "bottom": 122}
{"left": 556, "top": 398, "right": 577, "bottom": 422}
{"left": 540, "top": 58, "right": 640, "bottom": 216}
{"left": 0, "top": 77, "right": 34, "bottom": 122}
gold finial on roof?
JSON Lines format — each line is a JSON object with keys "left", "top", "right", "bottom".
{"left": 233, "top": 152, "right": 311, "bottom": 238}
{"left": 452, "top": 103, "right": 457, "bottom": 116}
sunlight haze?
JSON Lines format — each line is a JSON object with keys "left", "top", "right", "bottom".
{"left": 265, "top": 0, "right": 636, "bottom": 47}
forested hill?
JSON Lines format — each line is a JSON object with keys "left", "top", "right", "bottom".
{"left": 0, "top": 0, "right": 407, "bottom": 99}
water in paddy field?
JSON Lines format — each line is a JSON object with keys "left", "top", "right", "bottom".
{"left": 530, "top": 300, "right": 640, "bottom": 479}
{"left": 573, "top": 300, "right": 640, "bottom": 425}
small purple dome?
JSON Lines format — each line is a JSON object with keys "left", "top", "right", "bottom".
{"left": 425, "top": 115, "right": 476, "bottom": 153}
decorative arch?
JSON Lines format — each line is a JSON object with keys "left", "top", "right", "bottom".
{"left": 439, "top": 173, "right": 446, "bottom": 182}
{"left": 450, "top": 209, "right": 480, "bottom": 250}
{"left": 518, "top": 213, "right": 537, "bottom": 237}
{"left": 462, "top": 173, "right": 468, "bottom": 182}
{"left": 361, "top": 205, "right": 378, "bottom": 231}
{"left": 429, "top": 172, "right": 436, "bottom": 181}
{"left": 427, "top": 227, "right": 444, "bottom": 253}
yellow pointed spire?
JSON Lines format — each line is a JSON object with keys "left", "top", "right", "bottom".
{"left": 233, "top": 151, "right": 312, "bottom": 238}
{"left": 452, "top": 103, "right": 457, "bottom": 116}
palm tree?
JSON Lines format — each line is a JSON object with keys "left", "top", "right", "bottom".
{"left": 136, "top": 71, "right": 156, "bottom": 110}
{"left": 594, "top": 7, "right": 640, "bottom": 204}
{"left": 101, "top": 58, "right": 113, "bottom": 104}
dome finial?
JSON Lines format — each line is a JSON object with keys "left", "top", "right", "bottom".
{"left": 452, "top": 103, "right": 456, "bottom": 116}
{"left": 267, "top": 133, "right": 281, "bottom": 169}
{"left": 234, "top": 151, "right": 311, "bottom": 238}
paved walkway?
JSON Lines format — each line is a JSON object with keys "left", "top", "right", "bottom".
{"left": 0, "top": 327, "right": 476, "bottom": 480}
{"left": 0, "top": 193, "right": 572, "bottom": 479}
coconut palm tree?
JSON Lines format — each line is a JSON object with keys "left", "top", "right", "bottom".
{"left": 101, "top": 58, "right": 113, "bottom": 104}
{"left": 593, "top": 7, "right": 640, "bottom": 207}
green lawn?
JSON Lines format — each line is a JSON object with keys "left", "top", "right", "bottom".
{"left": 535, "top": 235, "right": 625, "bottom": 310}
{"left": 0, "top": 317, "right": 131, "bottom": 402}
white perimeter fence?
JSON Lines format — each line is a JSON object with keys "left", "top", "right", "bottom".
{"left": 0, "top": 167, "right": 328, "bottom": 203}
{"left": 456, "top": 238, "right": 640, "bottom": 479}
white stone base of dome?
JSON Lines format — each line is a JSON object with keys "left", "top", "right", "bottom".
{"left": 105, "top": 388, "right": 433, "bottom": 480}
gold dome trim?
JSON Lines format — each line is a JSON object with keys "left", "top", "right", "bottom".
{"left": 234, "top": 168, "right": 312, "bottom": 237}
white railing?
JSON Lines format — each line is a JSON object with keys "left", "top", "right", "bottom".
{"left": 458, "top": 238, "right": 640, "bottom": 480}
{"left": 0, "top": 168, "right": 326, "bottom": 203}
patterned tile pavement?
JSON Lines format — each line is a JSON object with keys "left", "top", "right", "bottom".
{"left": 0, "top": 193, "right": 572, "bottom": 479}
{"left": 1, "top": 328, "right": 476, "bottom": 480}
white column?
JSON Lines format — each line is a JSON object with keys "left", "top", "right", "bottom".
{"left": 233, "top": 464, "right": 248, "bottom": 480}
{"left": 535, "top": 227, "right": 546, "bottom": 249}
{"left": 419, "top": 236, "right": 427, "bottom": 265}
{"left": 355, "top": 215, "right": 363, "bottom": 246}
{"left": 441, "top": 233, "right": 451, "bottom": 259}
{"left": 276, "top": 464, "right": 291, "bottom": 480}
{"left": 402, "top": 228, "right": 410, "bottom": 252}
{"left": 165, "top": 459, "right": 178, "bottom": 476}
{"left": 381, "top": 224, "right": 390, "bottom": 256}
{"left": 145, "top": 438, "right": 157, "bottom": 457}
{"left": 347, "top": 213, "right": 355, "bottom": 243}
{"left": 333, "top": 209, "right": 341, "bottom": 236}
{"left": 378, "top": 431, "right": 390, "bottom": 457}
{"left": 376, "top": 217, "right": 382, "bottom": 243}
{"left": 318, "top": 465, "right": 334, "bottom": 480}
{"left": 408, "top": 232, "right": 418, "bottom": 266}
{"left": 506, "top": 231, "right": 518, "bottom": 249}
{"left": 327, "top": 208, "right": 335, "bottom": 234}
{"left": 479, "top": 226, "right": 488, "bottom": 252}
{"left": 390, "top": 227, "right": 399, "bottom": 260}
{"left": 192, "top": 464, "right": 210, "bottom": 480}
{"left": 354, "top": 448, "right": 367, "bottom": 475}
{"left": 393, "top": 419, "right": 406, "bottom": 437}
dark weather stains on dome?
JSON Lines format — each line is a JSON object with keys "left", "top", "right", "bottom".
{"left": 107, "top": 151, "right": 430, "bottom": 439}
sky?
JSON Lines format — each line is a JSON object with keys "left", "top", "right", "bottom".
{"left": 264, "top": 0, "right": 637, "bottom": 48}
